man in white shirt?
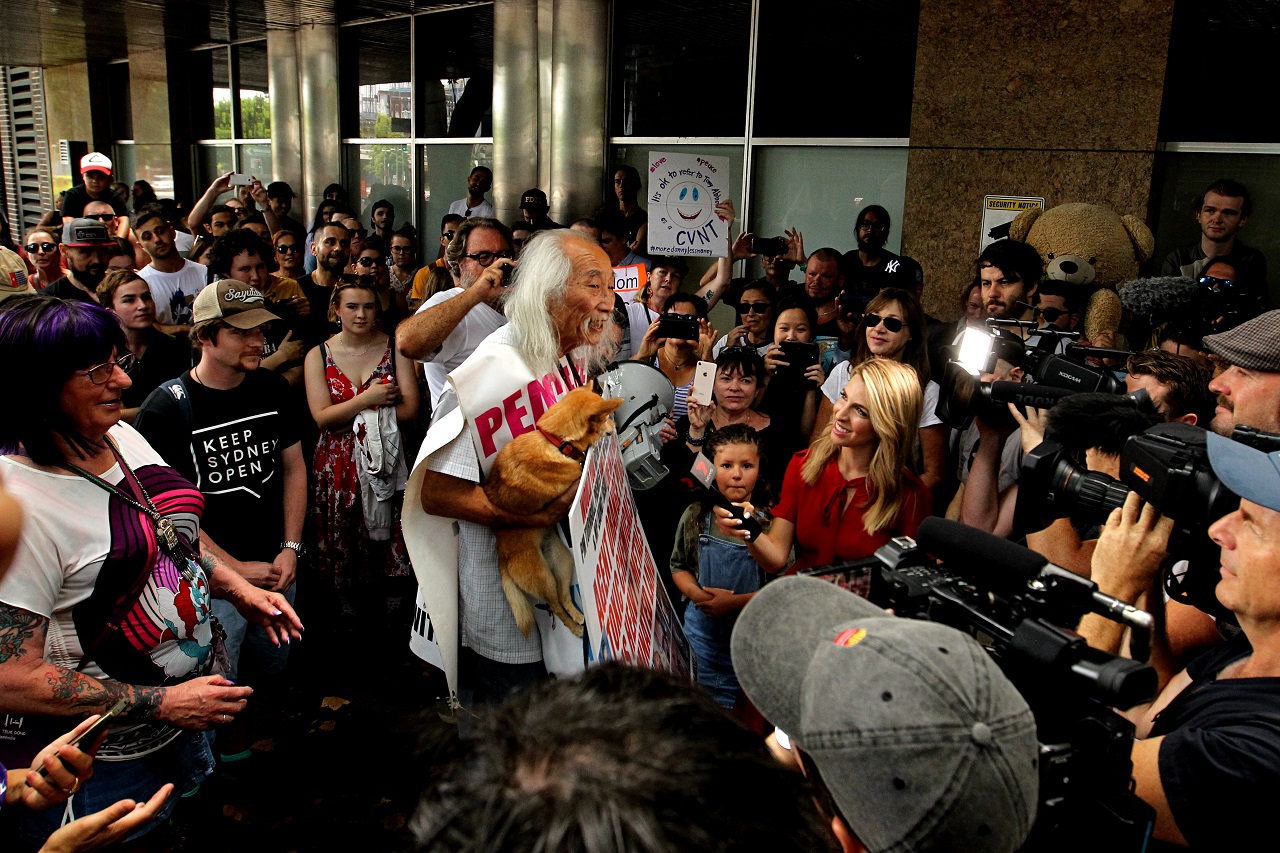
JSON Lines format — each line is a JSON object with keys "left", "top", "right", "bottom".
{"left": 133, "top": 203, "right": 208, "bottom": 334}
{"left": 447, "top": 167, "right": 496, "bottom": 220}
{"left": 396, "top": 218, "right": 514, "bottom": 407}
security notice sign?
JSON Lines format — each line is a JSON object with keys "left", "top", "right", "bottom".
{"left": 647, "top": 151, "right": 731, "bottom": 258}
{"left": 980, "top": 195, "right": 1044, "bottom": 250}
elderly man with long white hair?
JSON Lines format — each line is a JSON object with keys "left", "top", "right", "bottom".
{"left": 402, "top": 228, "right": 617, "bottom": 716}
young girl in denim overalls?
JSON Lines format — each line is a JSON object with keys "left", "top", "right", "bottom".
{"left": 670, "top": 425, "right": 780, "bottom": 709}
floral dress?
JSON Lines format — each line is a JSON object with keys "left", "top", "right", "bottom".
{"left": 311, "top": 339, "right": 412, "bottom": 605}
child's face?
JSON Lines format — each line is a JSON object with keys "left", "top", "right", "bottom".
{"left": 714, "top": 443, "right": 760, "bottom": 504}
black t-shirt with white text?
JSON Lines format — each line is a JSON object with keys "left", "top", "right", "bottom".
{"left": 134, "top": 369, "right": 300, "bottom": 562}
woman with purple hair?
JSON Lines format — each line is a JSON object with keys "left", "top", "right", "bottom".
{"left": 0, "top": 296, "right": 301, "bottom": 847}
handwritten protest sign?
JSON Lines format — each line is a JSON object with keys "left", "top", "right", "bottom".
{"left": 647, "top": 151, "right": 731, "bottom": 258}
{"left": 613, "top": 264, "right": 648, "bottom": 304}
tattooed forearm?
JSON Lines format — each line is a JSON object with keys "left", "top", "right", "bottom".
{"left": 43, "top": 667, "right": 164, "bottom": 720}
{"left": 0, "top": 602, "right": 46, "bottom": 665}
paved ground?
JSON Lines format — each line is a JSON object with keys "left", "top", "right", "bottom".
{"left": 162, "top": 616, "right": 455, "bottom": 853}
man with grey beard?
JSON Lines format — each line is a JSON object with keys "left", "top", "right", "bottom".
{"left": 396, "top": 217, "right": 515, "bottom": 409}
{"left": 403, "top": 229, "right": 617, "bottom": 718}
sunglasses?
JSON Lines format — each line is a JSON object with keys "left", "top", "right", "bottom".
{"left": 84, "top": 213, "right": 115, "bottom": 222}
{"left": 75, "top": 353, "right": 136, "bottom": 384}
{"left": 741, "top": 301, "right": 772, "bottom": 315}
{"left": 1199, "top": 275, "right": 1238, "bottom": 291}
{"left": 356, "top": 256, "right": 378, "bottom": 268}
{"left": 26, "top": 241, "right": 56, "bottom": 253}
{"left": 276, "top": 244, "right": 300, "bottom": 254}
{"left": 350, "top": 229, "right": 367, "bottom": 239}
{"left": 862, "top": 313, "right": 904, "bottom": 333}
{"left": 1038, "top": 306, "right": 1069, "bottom": 322}
{"left": 442, "top": 230, "right": 457, "bottom": 240}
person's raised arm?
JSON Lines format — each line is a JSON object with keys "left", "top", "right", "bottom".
{"left": 714, "top": 505, "right": 794, "bottom": 574}
{"left": 188, "top": 172, "right": 233, "bottom": 237}
{"left": 697, "top": 200, "right": 737, "bottom": 311}
{"left": 396, "top": 258, "right": 511, "bottom": 360}
{"left": 249, "top": 180, "right": 284, "bottom": 236}
{"left": 959, "top": 416, "right": 1016, "bottom": 537}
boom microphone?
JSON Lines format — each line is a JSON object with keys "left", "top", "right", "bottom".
{"left": 914, "top": 518, "right": 1153, "bottom": 631}
{"left": 1118, "top": 276, "right": 1203, "bottom": 321}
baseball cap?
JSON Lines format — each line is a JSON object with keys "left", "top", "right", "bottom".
{"left": 1202, "top": 309, "right": 1280, "bottom": 372}
{"left": 80, "top": 152, "right": 112, "bottom": 176}
{"left": 1206, "top": 431, "right": 1280, "bottom": 512}
{"left": 192, "top": 280, "right": 281, "bottom": 329}
{"left": 732, "top": 577, "right": 1039, "bottom": 853}
{"left": 62, "top": 218, "right": 116, "bottom": 247}
{"left": 519, "top": 188, "right": 548, "bottom": 210}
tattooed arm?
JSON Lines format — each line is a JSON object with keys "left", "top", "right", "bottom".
{"left": 0, "top": 601, "right": 252, "bottom": 729}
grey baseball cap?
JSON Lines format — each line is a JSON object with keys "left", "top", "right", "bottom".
{"left": 732, "top": 577, "right": 1039, "bottom": 853}
{"left": 1206, "top": 430, "right": 1280, "bottom": 512}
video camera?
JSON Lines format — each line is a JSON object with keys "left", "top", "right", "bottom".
{"left": 1016, "top": 422, "right": 1280, "bottom": 619}
{"left": 936, "top": 325, "right": 1133, "bottom": 430}
{"left": 804, "top": 518, "right": 1159, "bottom": 851}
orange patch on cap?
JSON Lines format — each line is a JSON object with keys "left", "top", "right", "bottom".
{"left": 833, "top": 628, "right": 867, "bottom": 647}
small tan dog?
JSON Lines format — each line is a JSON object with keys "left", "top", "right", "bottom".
{"left": 484, "top": 386, "right": 623, "bottom": 637}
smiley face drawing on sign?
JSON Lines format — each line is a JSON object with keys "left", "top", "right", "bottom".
{"left": 663, "top": 181, "right": 712, "bottom": 230}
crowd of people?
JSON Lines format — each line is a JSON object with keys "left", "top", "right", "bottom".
{"left": 0, "top": 151, "right": 1277, "bottom": 852}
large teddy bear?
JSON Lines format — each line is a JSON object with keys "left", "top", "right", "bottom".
{"left": 1007, "top": 202, "right": 1155, "bottom": 346}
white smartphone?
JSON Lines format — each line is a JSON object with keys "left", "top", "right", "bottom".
{"left": 228, "top": 173, "right": 252, "bottom": 186}
{"left": 689, "top": 360, "right": 716, "bottom": 407}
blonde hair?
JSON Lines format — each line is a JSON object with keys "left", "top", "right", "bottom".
{"left": 802, "top": 358, "right": 922, "bottom": 534}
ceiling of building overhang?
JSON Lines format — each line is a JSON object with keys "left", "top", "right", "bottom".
{"left": 0, "top": 0, "right": 478, "bottom": 67}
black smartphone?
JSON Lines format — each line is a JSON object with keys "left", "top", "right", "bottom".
{"left": 749, "top": 236, "right": 788, "bottom": 257}
{"left": 658, "top": 313, "right": 699, "bottom": 342}
{"left": 778, "top": 341, "right": 819, "bottom": 374}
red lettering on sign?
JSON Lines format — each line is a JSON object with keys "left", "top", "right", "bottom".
{"left": 503, "top": 391, "right": 533, "bottom": 438}
{"left": 475, "top": 407, "right": 503, "bottom": 457}
{"left": 528, "top": 373, "right": 565, "bottom": 422}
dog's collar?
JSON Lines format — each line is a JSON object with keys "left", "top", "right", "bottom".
{"left": 537, "top": 425, "right": 586, "bottom": 462}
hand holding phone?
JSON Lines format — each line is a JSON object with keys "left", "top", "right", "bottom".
{"left": 689, "top": 361, "right": 716, "bottom": 406}
{"left": 228, "top": 173, "right": 252, "bottom": 187}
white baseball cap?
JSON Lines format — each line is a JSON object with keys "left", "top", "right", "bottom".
{"left": 80, "top": 152, "right": 112, "bottom": 176}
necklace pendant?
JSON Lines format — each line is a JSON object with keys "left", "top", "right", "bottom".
{"left": 156, "top": 517, "right": 181, "bottom": 551}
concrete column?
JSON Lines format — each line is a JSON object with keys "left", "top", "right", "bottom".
{"left": 267, "top": 28, "right": 303, "bottom": 194}
{"left": 297, "top": 23, "right": 341, "bottom": 225}
{"left": 548, "top": 0, "right": 608, "bottom": 224}
{"left": 492, "top": 0, "right": 541, "bottom": 222}
{"left": 127, "top": 48, "right": 175, "bottom": 197}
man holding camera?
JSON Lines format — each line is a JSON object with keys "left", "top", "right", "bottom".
{"left": 1079, "top": 434, "right": 1280, "bottom": 849}
{"left": 395, "top": 218, "right": 515, "bottom": 409}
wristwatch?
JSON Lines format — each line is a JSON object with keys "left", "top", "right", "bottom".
{"left": 281, "top": 540, "right": 306, "bottom": 557}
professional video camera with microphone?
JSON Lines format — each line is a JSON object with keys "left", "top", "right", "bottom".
{"left": 1016, "top": 421, "right": 1280, "bottom": 619}
{"left": 936, "top": 320, "right": 1135, "bottom": 430}
{"left": 803, "top": 517, "right": 1159, "bottom": 852}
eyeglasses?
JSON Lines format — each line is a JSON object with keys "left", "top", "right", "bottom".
{"left": 356, "top": 256, "right": 378, "bottom": 268}
{"left": 857, "top": 220, "right": 889, "bottom": 232}
{"left": 276, "top": 244, "right": 300, "bottom": 254}
{"left": 1038, "top": 306, "right": 1069, "bottom": 323}
{"left": 741, "top": 302, "right": 772, "bottom": 315}
{"left": 26, "top": 242, "right": 56, "bottom": 253}
{"left": 1199, "top": 275, "right": 1238, "bottom": 291}
{"left": 75, "top": 353, "right": 135, "bottom": 384}
{"left": 351, "top": 229, "right": 367, "bottom": 239}
{"left": 463, "top": 250, "right": 514, "bottom": 266}
{"left": 862, "top": 313, "right": 904, "bottom": 333}
{"left": 84, "top": 213, "right": 115, "bottom": 223}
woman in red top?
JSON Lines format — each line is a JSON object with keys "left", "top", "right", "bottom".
{"left": 716, "top": 357, "right": 930, "bottom": 576}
